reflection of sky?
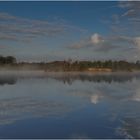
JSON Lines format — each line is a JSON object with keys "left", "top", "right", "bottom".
{"left": 0, "top": 73, "right": 140, "bottom": 138}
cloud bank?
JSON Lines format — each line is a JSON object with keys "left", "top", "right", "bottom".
{"left": 0, "top": 12, "right": 83, "bottom": 43}
{"left": 68, "top": 1, "right": 140, "bottom": 61}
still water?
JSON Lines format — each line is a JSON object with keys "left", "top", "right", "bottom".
{"left": 0, "top": 71, "right": 140, "bottom": 139}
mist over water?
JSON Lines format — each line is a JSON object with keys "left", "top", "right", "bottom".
{"left": 0, "top": 71, "right": 140, "bottom": 85}
{"left": 0, "top": 72, "right": 140, "bottom": 138}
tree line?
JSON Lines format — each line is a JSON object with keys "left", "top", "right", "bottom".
{"left": 44, "top": 60, "right": 140, "bottom": 71}
{"left": 0, "top": 55, "right": 140, "bottom": 71}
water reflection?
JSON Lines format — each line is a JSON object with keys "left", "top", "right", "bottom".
{"left": 116, "top": 117, "right": 140, "bottom": 139}
{"left": 0, "top": 76, "right": 17, "bottom": 85}
{"left": 49, "top": 72, "right": 140, "bottom": 84}
{"left": 0, "top": 97, "right": 72, "bottom": 125}
{"left": 0, "top": 72, "right": 140, "bottom": 138}
{"left": 0, "top": 72, "right": 140, "bottom": 85}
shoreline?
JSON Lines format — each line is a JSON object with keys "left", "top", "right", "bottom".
{"left": 0, "top": 70, "right": 140, "bottom": 75}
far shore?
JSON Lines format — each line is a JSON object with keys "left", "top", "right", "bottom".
{"left": 0, "top": 69, "right": 140, "bottom": 75}
{"left": 0, "top": 67, "right": 139, "bottom": 73}
{"left": 0, "top": 57, "right": 140, "bottom": 73}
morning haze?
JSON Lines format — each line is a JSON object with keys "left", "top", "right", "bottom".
{"left": 0, "top": 1, "right": 140, "bottom": 139}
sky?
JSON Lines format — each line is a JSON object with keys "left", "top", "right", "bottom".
{"left": 0, "top": 1, "right": 140, "bottom": 62}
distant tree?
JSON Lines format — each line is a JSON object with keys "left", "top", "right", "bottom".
{"left": 0, "top": 55, "right": 17, "bottom": 64}
{"left": 0, "top": 56, "right": 5, "bottom": 64}
{"left": 6, "top": 56, "right": 17, "bottom": 64}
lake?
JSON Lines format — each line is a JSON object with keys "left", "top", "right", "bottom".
{"left": 0, "top": 71, "right": 140, "bottom": 139}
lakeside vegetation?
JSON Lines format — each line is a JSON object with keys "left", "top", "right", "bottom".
{"left": 0, "top": 55, "right": 140, "bottom": 72}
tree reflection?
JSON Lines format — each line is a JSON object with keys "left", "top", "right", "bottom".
{"left": 47, "top": 73, "right": 140, "bottom": 84}
{"left": 0, "top": 72, "right": 140, "bottom": 86}
{"left": 0, "top": 76, "right": 17, "bottom": 85}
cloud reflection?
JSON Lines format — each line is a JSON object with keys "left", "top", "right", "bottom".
{"left": 0, "top": 97, "right": 72, "bottom": 125}
{"left": 116, "top": 117, "right": 140, "bottom": 139}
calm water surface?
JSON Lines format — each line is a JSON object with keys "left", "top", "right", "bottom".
{"left": 0, "top": 71, "right": 140, "bottom": 139}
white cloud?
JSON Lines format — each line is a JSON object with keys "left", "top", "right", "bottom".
{"left": 134, "top": 37, "right": 140, "bottom": 47}
{"left": 69, "top": 33, "right": 105, "bottom": 49}
{"left": 91, "top": 33, "right": 104, "bottom": 44}
{"left": 121, "top": 9, "right": 135, "bottom": 17}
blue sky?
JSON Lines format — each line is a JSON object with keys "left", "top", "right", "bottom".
{"left": 0, "top": 1, "right": 140, "bottom": 62}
